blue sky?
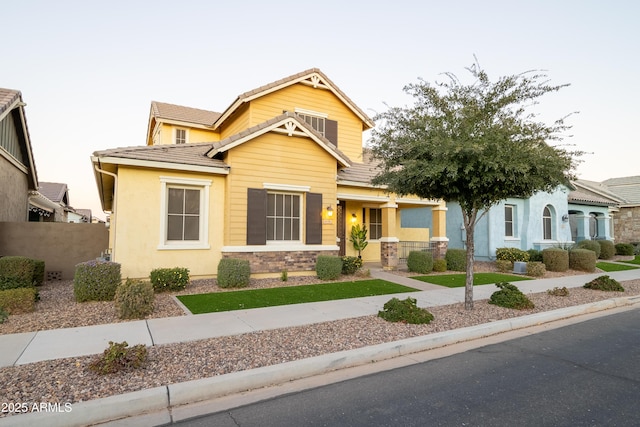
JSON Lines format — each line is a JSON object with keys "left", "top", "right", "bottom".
{"left": 4, "top": 0, "right": 639, "bottom": 220}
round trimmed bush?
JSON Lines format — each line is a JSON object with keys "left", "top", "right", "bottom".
{"left": 527, "top": 249, "right": 543, "bottom": 262}
{"left": 597, "top": 240, "right": 615, "bottom": 260}
{"left": 73, "top": 260, "right": 121, "bottom": 302}
{"left": 217, "top": 258, "right": 251, "bottom": 288}
{"left": 573, "top": 239, "right": 601, "bottom": 259}
{"left": 569, "top": 248, "right": 596, "bottom": 272}
{"left": 615, "top": 243, "right": 634, "bottom": 256}
{"left": 114, "top": 279, "right": 155, "bottom": 319}
{"left": 542, "top": 248, "right": 569, "bottom": 272}
{"left": 341, "top": 256, "right": 363, "bottom": 275}
{"left": 445, "top": 249, "right": 467, "bottom": 272}
{"left": 495, "top": 260, "right": 512, "bottom": 273}
{"left": 526, "top": 261, "right": 546, "bottom": 277}
{"left": 433, "top": 258, "right": 447, "bottom": 272}
{"left": 316, "top": 255, "right": 343, "bottom": 280}
{"left": 407, "top": 251, "right": 433, "bottom": 274}
{"left": 495, "top": 247, "right": 530, "bottom": 262}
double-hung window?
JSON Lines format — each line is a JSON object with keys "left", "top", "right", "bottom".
{"left": 175, "top": 128, "right": 187, "bottom": 144}
{"left": 364, "top": 208, "right": 383, "bottom": 240}
{"left": 159, "top": 177, "right": 210, "bottom": 249}
{"left": 267, "top": 193, "right": 301, "bottom": 242}
{"left": 505, "top": 205, "right": 515, "bottom": 237}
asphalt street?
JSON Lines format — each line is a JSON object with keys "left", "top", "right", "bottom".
{"left": 170, "top": 307, "right": 640, "bottom": 427}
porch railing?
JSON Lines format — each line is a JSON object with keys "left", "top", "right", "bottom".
{"left": 398, "top": 241, "right": 435, "bottom": 265}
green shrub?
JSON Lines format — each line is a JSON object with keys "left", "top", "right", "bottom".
{"left": 433, "top": 258, "right": 447, "bottom": 272}
{"left": 407, "top": 251, "right": 434, "bottom": 274}
{"left": 597, "top": 240, "right": 615, "bottom": 260}
{"left": 32, "top": 259, "right": 45, "bottom": 286}
{"left": 89, "top": 341, "right": 147, "bottom": 375}
{"left": 73, "top": 260, "right": 121, "bottom": 302}
{"left": 569, "top": 248, "right": 596, "bottom": 272}
{"left": 547, "top": 286, "right": 570, "bottom": 296}
{"left": 217, "top": 258, "right": 251, "bottom": 288}
{"left": 377, "top": 297, "right": 434, "bottom": 324}
{"left": 280, "top": 269, "right": 288, "bottom": 282}
{"left": 445, "top": 249, "right": 467, "bottom": 272}
{"left": 633, "top": 242, "right": 640, "bottom": 255}
{"left": 0, "top": 276, "right": 31, "bottom": 291}
{"left": 0, "top": 307, "right": 7, "bottom": 324}
{"left": 495, "top": 247, "right": 530, "bottom": 262}
{"left": 526, "top": 261, "right": 546, "bottom": 277}
{"left": 583, "top": 275, "right": 624, "bottom": 292}
{"left": 573, "top": 239, "right": 601, "bottom": 259}
{"left": 495, "top": 260, "right": 512, "bottom": 273}
{"left": 316, "top": 255, "right": 343, "bottom": 280}
{"left": 527, "top": 249, "right": 543, "bottom": 262}
{"left": 542, "top": 248, "right": 569, "bottom": 272}
{"left": 488, "top": 282, "right": 534, "bottom": 310}
{"left": 114, "top": 279, "right": 155, "bottom": 319}
{"left": 150, "top": 267, "right": 190, "bottom": 292}
{"left": 615, "top": 243, "right": 634, "bottom": 256}
{"left": 341, "top": 256, "right": 363, "bottom": 275}
{"left": 0, "top": 287, "right": 37, "bottom": 314}
{"left": 0, "top": 256, "right": 37, "bottom": 287}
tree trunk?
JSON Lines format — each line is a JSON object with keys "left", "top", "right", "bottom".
{"left": 463, "top": 213, "right": 477, "bottom": 310}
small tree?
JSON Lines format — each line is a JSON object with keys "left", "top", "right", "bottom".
{"left": 349, "top": 224, "right": 369, "bottom": 258}
{"left": 369, "top": 59, "right": 582, "bottom": 309}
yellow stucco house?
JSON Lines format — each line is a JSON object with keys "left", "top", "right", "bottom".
{"left": 92, "top": 69, "right": 448, "bottom": 279}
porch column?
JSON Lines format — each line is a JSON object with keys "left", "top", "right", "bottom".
{"left": 430, "top": 205, "right": 448, "bottom": 259}
{"left": 597, "top": 215, "right": 612, "bottom": 240}
{"left": 574, "top": 214, "right": 589, "bottom": 241}
{"left": 380, "top": 203, "right": 399, "bottom": 270}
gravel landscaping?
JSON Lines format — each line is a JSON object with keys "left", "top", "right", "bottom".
{"left": 1, "top": 262, "right": 639, "bottom": 417}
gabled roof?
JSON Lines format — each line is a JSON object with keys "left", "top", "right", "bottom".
{"left": 212, "top": 68, "right": 375, "bottom": 131}
{"left": 205, "top": 112, "right": 352, "bottom": 167}
{"left": 0, "top": 88, "right": 38, "bottom": 190}
{"left": 38, "top": 182, "right": 69, "bottom": 205}
{"left": 573, "top": 179, "right": 624, "bottom": 204}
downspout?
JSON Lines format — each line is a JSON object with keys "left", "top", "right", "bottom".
{"left": 94, "top": 164, "right": 118, "bottom": 262}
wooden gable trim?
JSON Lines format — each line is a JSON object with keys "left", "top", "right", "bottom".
{"left": 206, "top": 114, "right": 351, "bottom": 167}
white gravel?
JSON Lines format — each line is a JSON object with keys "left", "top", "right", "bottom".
{"left": 1, "top": 265, "right": 639, "bottom": 416}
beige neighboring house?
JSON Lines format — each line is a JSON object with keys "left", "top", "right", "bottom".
{"left": 0, "top": 88, "right": 39, "bottom": 222}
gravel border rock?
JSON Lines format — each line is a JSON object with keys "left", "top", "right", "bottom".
{"left": 1, "top": 264, "right": 639, "bottom": 416}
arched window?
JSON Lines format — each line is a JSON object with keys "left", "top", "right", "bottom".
{"left": 543, "top": 206, "right": 552, "bottom": 240}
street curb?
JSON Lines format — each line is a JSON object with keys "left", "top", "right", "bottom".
{"left": 2, "top": 296, "right": 638, "bottom": 427}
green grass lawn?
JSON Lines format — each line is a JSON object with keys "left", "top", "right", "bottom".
{"left": 621, "top": 255, "right": 640, "bottom": 265}
{"left": 411, "top": 272, "right": 532, "bottom": 288}
{"left": 596, "top": 261, "right": 640, "bottom": 272}
{"left": 177, "top": 279, "right": 418, "bottom": 314}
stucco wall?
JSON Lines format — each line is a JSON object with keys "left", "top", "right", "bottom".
{"left": 0, "top": 154, "right": 29, "bottom": 222}
{"left": 0, "top": 222, "right": 109, "bottom": 279}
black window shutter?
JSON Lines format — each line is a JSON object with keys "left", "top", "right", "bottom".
{"left": 325, "top": 119, "right": 338, "bottom": 146}
{"left": 306, "top": 193, "right": 322, "bottom": 244}
{"left": 247, "top": 188, "right": 267, "bottom": 245}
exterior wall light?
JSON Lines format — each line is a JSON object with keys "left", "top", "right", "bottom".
{"left": 326, "top": 206, "right": 333, "bottom": 217}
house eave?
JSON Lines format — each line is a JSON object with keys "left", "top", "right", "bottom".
{"left": 91, "top": 156, "right": 229, "bottom": 175}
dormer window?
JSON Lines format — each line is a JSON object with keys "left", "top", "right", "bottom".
{"left": 175, "top": 128, "right": 187, "bottom": 144}
{"left": 294, "top": 108, "right": 338, "bottom": 146}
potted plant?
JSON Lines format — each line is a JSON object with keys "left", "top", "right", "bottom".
{"left": 350, "top": 224, "right": 369, "bottom": 259}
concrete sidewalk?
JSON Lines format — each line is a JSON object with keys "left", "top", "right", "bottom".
{"left": 4, "top": 267, "right": 640, "bottom": 368}
{"left": 2, "top": 267, "right": 640, "bottom": 427}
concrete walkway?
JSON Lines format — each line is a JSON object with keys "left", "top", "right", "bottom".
{"left": 4, "top": 266, "right": 640, "bottom": 368}
{"left": 2, "top": 266, "right": 640, "bottom": 427}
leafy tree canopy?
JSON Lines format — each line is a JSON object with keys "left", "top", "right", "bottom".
{"left": 369, "top": 60, "right": 582, "bottom": 219}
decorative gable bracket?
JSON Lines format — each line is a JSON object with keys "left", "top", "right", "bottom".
{"left": 275, "top": 119, "right": 308, "bottom": 137}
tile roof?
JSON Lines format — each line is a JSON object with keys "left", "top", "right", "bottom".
{"left": 38, "top": 182, "right": 69, "bottom": 203}
{"left": 93, "top": 142, "right": 229, "bottom": 170}
{"left": 151, "top": 101, "right": 220, "bottom": 126}
{"left": 568, "top": 190, "right": 617, "bottom": 206}
{"left": 0, "top": 88, "right": 21, "bottom": 116}
{"left": 337, "top": 160, "right": 380, "bottom": 185}
{"left": 601, "top": 176, "right": 640, "bottom": 204}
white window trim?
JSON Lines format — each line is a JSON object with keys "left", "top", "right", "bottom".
{"left": 158, "top": 176, "right": 211, "bottom": 250}
{"left": 505, "top": 204, "right": 515, "bottom": 238}
{"left": 173, "top": 127, "right": 189, "bottom": 144}
{"left": 294, "top": 107, "right": 328, "bottom": 118}
{"left": 266, "top": 191, "right": 303, "bottom": 244}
